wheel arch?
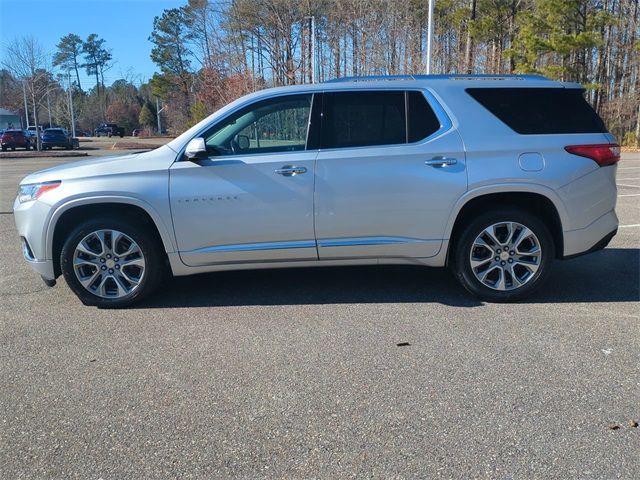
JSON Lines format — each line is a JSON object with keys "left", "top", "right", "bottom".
{"left": 445, "top": 186, "right": 566, "bottom": 263}
{"left": 47, "top": 197, "right": 176, "bottom": 277}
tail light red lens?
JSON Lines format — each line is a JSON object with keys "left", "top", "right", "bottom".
{"left": 564, "top": 144, "right": 621, "bottom": 167}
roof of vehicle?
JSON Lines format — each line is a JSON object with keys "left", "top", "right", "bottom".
{"left": 44, "top": 128, "right": 66, "bottom": 132}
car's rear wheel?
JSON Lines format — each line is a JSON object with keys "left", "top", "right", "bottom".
{"left": 451, "top": 209, "right": 554, "bottom": 302}
{"left": 60, "top": 217, "right": 165, "bottom": 308}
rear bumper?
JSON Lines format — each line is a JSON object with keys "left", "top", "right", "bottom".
{"left": 562, "top": 209, "right": 618, "bottom": 258}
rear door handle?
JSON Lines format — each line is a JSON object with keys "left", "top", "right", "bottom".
{"left": 275, "top": 165, "right": 307, "bottom": 176}
{"left": 425, "top": 157, "right": 457, "bottom": 168}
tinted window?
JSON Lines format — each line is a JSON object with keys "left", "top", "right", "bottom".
{"left": 407, "top": 91, "right": 441, "bottom": 142}
{"left": 321, "top": 91, "right": 406, "bottom": 148}
{"left": 203, "top": 94, "right": 312, "bottom": 156}
{"left": 466, "top": 87, "right": 607, "bottom": 134}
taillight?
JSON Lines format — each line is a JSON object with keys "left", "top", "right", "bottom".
{"left": 564, "top": 144, "right": 620, "bottom": 167}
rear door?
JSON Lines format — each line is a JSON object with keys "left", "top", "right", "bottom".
{"left": 314, "top": 89, "right": 466, "bottom": 260}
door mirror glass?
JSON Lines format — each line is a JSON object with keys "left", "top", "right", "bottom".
{"left": 184, "top": 137, "right": 208, "bottom": 160}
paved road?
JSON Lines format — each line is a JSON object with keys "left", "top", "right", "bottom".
{"left": 1, "top": 151, "right": 638, "bottom": 478}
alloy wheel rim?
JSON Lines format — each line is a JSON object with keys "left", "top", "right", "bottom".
{"left": 72, "top": 229, "right": 146, "bottom": 299}
{"left": 469, "top": 221, "right": 542, "bottom": 291}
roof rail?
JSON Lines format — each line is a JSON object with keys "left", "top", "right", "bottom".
{"left": 324, "top": 74, "right": 550, "bottom": 83}
{"left": 324, "top": 75, "right": 416, "bottom": 83}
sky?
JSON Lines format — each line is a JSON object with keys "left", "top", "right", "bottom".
{"left": 0, "top": 0, "right": 185, "bottom": 88}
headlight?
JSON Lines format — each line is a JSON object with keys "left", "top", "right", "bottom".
{"left": 18, "top": 180, "right": 61, "bottom": 203}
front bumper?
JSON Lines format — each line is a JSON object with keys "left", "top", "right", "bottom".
{"left": 14, "top": 197, "right": 56, "bottom": 280}
{"left": 20, "top": 237, "right": 55, "bottom": 279}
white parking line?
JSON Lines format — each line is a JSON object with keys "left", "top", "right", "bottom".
{"left": 618, "top": 167, "right": 640, "bottom": 170}
{"left": 617, "top": 177, "right": 640, "bottom": 180}
{"left": 618, "top": 193, "right": 640, "bottom": 197}
{"left": 617, "top": 184, "right": 640, "bottom": 188}
{"left": 619, "top": 224, "right": 640, "bottom": 228}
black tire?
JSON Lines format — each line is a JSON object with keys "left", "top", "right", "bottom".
{"left": 450, "top": 208, "right": 555, "bottom": 302}
{"left": 60, "top": 216, "right": 166, "bottom": 308}
{"left": 25, "top": 143, "right": 30, "bottom": 150}
{"left": 1, "top": 146, "right": 6, "bottom": 151}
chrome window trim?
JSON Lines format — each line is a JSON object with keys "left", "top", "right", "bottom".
{"left": 175, "top": 86, "right": 454, "bottom": 161}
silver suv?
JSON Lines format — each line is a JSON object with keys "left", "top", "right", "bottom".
{"left": 14, "top": 75, "right": 620, "bottom": 307}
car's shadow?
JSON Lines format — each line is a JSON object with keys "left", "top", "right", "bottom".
{"left": 137, "top": 248, "right": 639, "bottom": 308}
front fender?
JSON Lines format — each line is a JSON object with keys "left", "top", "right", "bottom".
{"left": 44, "top": 195, "right": 178, "bottom": 260}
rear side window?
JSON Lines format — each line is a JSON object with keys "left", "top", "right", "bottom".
{"left": 466, "top": 88, "right": 607, "bottom": 134}
{"left": 407, "top": 91, "right": 441, "bottom": 142}
{"left": 320, "top": 90, "right": 443, "bottom": 149}
{"left": 321, "top": 91, "right": 405, "bottom": 148}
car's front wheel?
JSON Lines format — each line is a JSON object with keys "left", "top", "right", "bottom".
{"left": 60, "top": 217, "right": 165, "bottom": 308}
{"left": 451, "top": 209, "right": 554, "bottom": 302}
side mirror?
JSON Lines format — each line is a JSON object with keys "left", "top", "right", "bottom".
{"left": 184, "top": 137, "right": 208, "bottom": 160}
{"left": 236, "top": 134, "right": 250, "bottom": 150}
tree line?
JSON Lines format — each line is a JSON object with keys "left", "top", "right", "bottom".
{"left": 0, "top": 34, "right": 160, "bottom": 140}
{"left": 1, "top": 0, "right": 638, "bottom": 145}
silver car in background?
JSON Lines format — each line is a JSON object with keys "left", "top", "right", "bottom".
{"left": 14, "top": 75, "right": 620, "bottom": 307}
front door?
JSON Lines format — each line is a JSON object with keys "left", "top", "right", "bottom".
{"left": 170, "top": 93, "right": 319, "bottom": 266}
{"left": 314, "top": 90, "right": 467, "bottom": 260}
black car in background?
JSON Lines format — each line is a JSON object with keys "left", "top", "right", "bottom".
{"left": 42, "top": 128, "right": 78, "bottom": 150}
{"left": 94, "top": 123, "right": 125, "bottom": 137}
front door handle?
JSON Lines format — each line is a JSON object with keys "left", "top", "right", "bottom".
{"left": 275, "top": 165, "right": 307, "bottom": 176}
{"left": 425, "top": 157, "right": 457, "bottom": 168}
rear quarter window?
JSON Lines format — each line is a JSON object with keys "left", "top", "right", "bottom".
{"left": 466, "top": 87, "right": 607, "bottom": 134}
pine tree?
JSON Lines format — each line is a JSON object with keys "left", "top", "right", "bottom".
{"left": 139, "top": 102, "right": 155, "bottom": 127}
{"left": 52, "top": 33, "right": 83, "bottom": 90}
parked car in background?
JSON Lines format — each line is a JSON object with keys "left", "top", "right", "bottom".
{"left": 27, "top": 126, "right": 43, "bottom": 139}
{"left": 24, "top": 129, "right": 38, "bottom": 143}
{"left": 42, "top": 128, "right": 78, "bottom": 150}
{"left": 94, "top": 123, "right": 125, "bottom": 138}
{"left": 13, "top": 75, "right": 620, "bottom": 307}
{"left": 1, "top": 129, "right": 31, "bottom": 151}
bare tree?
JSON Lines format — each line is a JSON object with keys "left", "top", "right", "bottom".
{"left": 2, "top": 36, "right": 53, "bottom": 150}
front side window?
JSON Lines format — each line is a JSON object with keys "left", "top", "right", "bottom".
{"left": 202, "top": 94, "right": 312, "bottom": 156}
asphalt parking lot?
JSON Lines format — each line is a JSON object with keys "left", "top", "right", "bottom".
{"left": 1, "top": 149, "right": 638, "bottom": 478}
